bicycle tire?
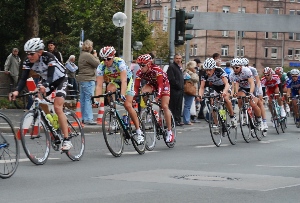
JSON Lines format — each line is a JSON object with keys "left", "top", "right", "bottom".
{"left": 209, "top": 109, "right": 222, "bottom": 147}
{"left": 226, "top": 111, "right": 237, "bottom": 145}
{"left": 0, "top": 113, "right": 19, "bottom": 179}
{"left": 141, "top": 109, "right": 156, "bottom": 151}
{"left": 280, "top": 117, "right": 286, "bottom": 133}
{"left": 239, "top": 109, "right": 251, "bottom": 143}
{"left": 129, "top": 111, "right": 146, "bottom": 155}
{"left": 271, "top": 103, "right": 280, "bottom": 134}
{"left": 64, "top": 110, "right": 85, "bottom": 161}
{"left": 102, "top": 109, "right": 124, "bottom": 157}
{"left": 162, "top": 111, "right": 176, "bottom": 148}
{"left": 20, "top": 110, "right": 51, "bottom": 165}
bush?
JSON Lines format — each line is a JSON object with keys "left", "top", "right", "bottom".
{"left": 0, "top": 98, "right": 20, "bottom": 109}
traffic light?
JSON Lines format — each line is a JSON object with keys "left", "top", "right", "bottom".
{"left": 175, "top": 9, "right": 194, "bottom": 46}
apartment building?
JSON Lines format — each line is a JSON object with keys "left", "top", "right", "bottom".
{"left": 136, "top": 0, "right": 300, "bottom": 73}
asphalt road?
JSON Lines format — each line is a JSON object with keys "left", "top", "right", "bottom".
{"left": 1, "top": 108, "right": 300, "bottom": 203}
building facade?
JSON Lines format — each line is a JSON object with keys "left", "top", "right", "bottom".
{"left": 136, "top": 0, "right": 300, "bottom": 73}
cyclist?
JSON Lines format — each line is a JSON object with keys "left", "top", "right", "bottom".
{"left": 9, "top": 38, "right": 72, "bottom": 151}
{"left": 95, "top": 46, "right": 144, "bottom": 144}
{"left": 198, "top": 58, "right": 237, "bottom": 134}
{"left": 286, "top": 69, "right": 300, "bottom": 126}
{"left": 133, "top": 54, "right": 174, "bottom": 142}
{"left": 261, "top": 67, "right": 287, "bottom": 118}
{"left": 230, "top": 58, "right": 263, "bottom": 130}
{"left": 274, "top": 66, "right": 290, "bottom": 113}
{"left": 241, "top": 58, "right": 268, "bottom": 131}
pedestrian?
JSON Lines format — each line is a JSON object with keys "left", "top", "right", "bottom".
{"left": 4, "top": 48, "right": 21, "bottom": 87}
{"left": 77, "top": 39, "right": 100, "bottom": 125}
{"left": 47, "top": 40, "right": 63, "bottom": 63}
{"left": 182, "top": 61, "right": 199, "bottom": 125}
{"left": 192, "top": 58, "right": 201, "bottom": 122}
{"left": 167, "top": 54, "right": 184, "bottom": 126}
{"left": 65, "top": 55, "right": 78, "bottom": 100}
{"left": 213, "top": 53, "right": 221, "bottom": 67}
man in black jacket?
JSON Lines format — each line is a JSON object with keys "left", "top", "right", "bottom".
{"left": 47, "top": 40, "right": 63, "bottom": 63}
{"left": 167, "top": 54, "right": 184, "bottom": 126}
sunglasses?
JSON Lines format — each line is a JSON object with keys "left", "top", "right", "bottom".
{"left": 233, "top": 66, "right": 241, "bottom": 70}
{"left": 103, "top": 57, "right": 112, "bottom": 61}
{"left": 292, "top": 75, "right": 298, "bottom": 77}
{"left": 26, "top": 52, "right": 36, "bottom": 56}
{"left": 138, "top": 64, "right": 146, "bottom": 67}
{"left": 264, "top": 74, "right": 270, "bottom": 76}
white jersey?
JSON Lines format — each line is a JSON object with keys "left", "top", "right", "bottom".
{"left": 229, "top": 67, "right": 253, "bottom": 88}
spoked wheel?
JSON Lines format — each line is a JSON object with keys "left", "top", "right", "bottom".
{"left": 271, "top": 104, "right": 280, "bottom": 134}
{"left": 209, "top": 110, "right": 222, "bottom": 147}
{"left": 141, "top": 109, "right": 156, "bottom": 151}
{"left": 102, "top": 109, "right": 124, "bottom": 157}
{"left": 128, "top": 112, "right": 146, "bottom": 155}
{"left": 239, "top": 109, "right": 251, "bottom": 143}
{"left": 249, "top": 118, "right": 260, "bottom": 141}
{"left": 226, "top": 111, "right": 237, "bottom": 145}
{"left": 64, "top": 110, "right": 85, "bottom": 161}
{"left": 162, "top": 111, "right": 176, "bottom": 148}
{"left": 20, "top": 110, "right": 50, "bottom": 165}
{"left": 0, "top": 113, "right": 19, "bottom": 179}
{"left": 280, "top": 117, "right": 287, "bottom": 133}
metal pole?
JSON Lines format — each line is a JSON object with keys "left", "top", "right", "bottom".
{"left": 185, "top": 40, "right": 190, "bottom": 65}
{"left": 239, "top": 0, "right": 243, "bottom": 58}
{"left": 123, "top": 0, "right": 132, "bottom": 64}
{"left": 169, "top": 0, "right": 176, "bottom": 64}
{"left": 118, "top": 27, "right": 120, "bottom": 57}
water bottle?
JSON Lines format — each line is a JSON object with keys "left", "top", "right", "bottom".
{"left": 219, "top": 109, "right": 226, "bottom": 121}
{"left": 122, "top": 114, "right": 128, "bottom": 127}
{"left": 153, "top": 110, "right": 159, "bottom": 123}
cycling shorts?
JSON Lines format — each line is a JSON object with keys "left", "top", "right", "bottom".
{"left": 147, "top": 81, "right": 170, "bottom": 98}
{"left": 45, "top": 77, "right": 68, "bottom": 99}
{"left": 110, "top": 77, "right": 134, "bottom": 96}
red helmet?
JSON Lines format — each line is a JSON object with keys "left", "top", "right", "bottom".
{"left": 99, "top": 46, "right": 116, "bottom": 58}
{"left": 274, "top": 67, "right": 283, "bottom": 74}
{"left": 263, "top": 67, "right": 273, "bottom": 75}
{"left": 136, "top": 54, "right": 152, "bottom": 65}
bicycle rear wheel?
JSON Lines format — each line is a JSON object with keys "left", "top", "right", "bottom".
{"left": 129, "top": 112, "right": 146, "bottom": 155}
{"left": 209, "top": 110, "right": 222, "bottom": 147}
{"left": 162, "top": 111, "right": 176, "bottom": 148}
{"left": 239, "top": 109, "right": 251, "bottom": 143}
{"left": 102, "top": 109, "right": 124, "bottom": 157}
{"left": 271, "top": 104, "right": 280, "bottom": 134}
{"left": 64, "top": 110, "right": 85, "bottom": 161}
{"left": 0, "top": 113, "right": 19, "bottom": 179}
{"left": 141, "top": 109, "right": 156, "bottom": 151}
{"left": 20, "top": 110, "right": 50, "bottom": 165}
{"left": 280, "top": 117, "right": 286, "bottom": 133}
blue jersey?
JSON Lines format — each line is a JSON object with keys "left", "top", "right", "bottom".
{"left": 287, "top": 76, "right": 300, "bottom": 96}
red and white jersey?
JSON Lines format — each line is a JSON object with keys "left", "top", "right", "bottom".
{"left": 261, "top": 74, "right": 280, "bottom": 88}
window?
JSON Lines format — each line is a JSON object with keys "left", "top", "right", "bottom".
{"left": 222, "top": 31, "right": 229, "bottom": 37}
{"left": 273, "top": 9, "right": 279, "bottom": 14}
{"left": 271, "top": 48, "right": 278, "bottom": 59}
{"left": 289, "top": 32, "right": 294, "bottom": 40}
{"left": 265, "top": 32, "right": 269, "bottom": 39}
{"left": 221, "top": 45, "right": 229, "bottom": 56}
{"left": 152, "top": 10, "right": 156, "bottom": 20}
{"left": 236, "top": 46, "right": 244, "bottom": 57}
{"left": 195, "top": 6, "right": 199, "bottom": 11}
{"left": 238, "top": 7, "right": 245, "bottom": 13}
{"left": 223, "top": 6, "right": 230, "bottom": 13}
{"left": 265, "top": 47, "right": 268, "bottom": 58}
{"left": 156, "top": 10, "right": 161, "bottom": 20}
{"left": 288, "top": 48, "right": 293, "bottom": 60}
{"left": 266, "top": 8, "right": 270, "bottom": 14}
{"left": 193, "top": 44, "right": 198, "bottom": 56}
{"left": 296, "top": 33, "right": 300, "bottom": 40}
{"left": 290, "top": 10, "right": 295, "bottom": 15}
{"left": 238, "top": 31, "right": 244, "bottom": 38}
{"left": 295, "top": 49, "right": 300, "bottom": 60}
{"left": 272, "top": 32, "right": 278, "bottom": 39}
{"left": 191, "top": 6, "right": 195, "bottom": 11}
{"left": 290, "top": 0, "right": 295, "bottom": 2}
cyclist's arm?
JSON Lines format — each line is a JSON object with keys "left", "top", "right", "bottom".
{"left": 95, "top": 75, "right": 104, "bottom": 103}
{"left": 15, "top": 69, "right": 30, "bottom": 92}
{"left": 221, "top": 76, "right": 230, "bottom": 94}
{"left": 255, "top": 75, "right": 261, "bottom": 87}
{"left": 234, "top": 81, "right": 239, "bottom": 94}
{"left": 45, "top": 65, "right": 55, "bottom": 86}
{"left": 120, "top": 70, "right": 127, "bottom": 96}
{"left": 248, "top": 77, "right": 255, "bottom": 94}
{"left": 198, "top": 80, "right": 206, "bottom": 98}
{"left": 287, "top": 88, "right": 291, "bottom": 98}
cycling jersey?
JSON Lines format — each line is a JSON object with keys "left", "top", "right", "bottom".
{"left": 261, "top": 74, "right": 280, "bottom": 96}
{"left": 134, "top": 64, "right": 170, "bottom": 98}
{"left": 201, "top": 68, "right": 227, "bottom": 86}
{"left": 229, "top": 67, "right": 253, "bottom": 89}
{"left": 279, "top": 72, "right": 288, "bottom": 84}
{"left": 247, "top": 66, "right": 258, "bottom": 83}
{"left": 16, "top": 51, "right": 67, "bottom": 97}
{"left": 287, "top": 76, "right": 300, "bottom": 97}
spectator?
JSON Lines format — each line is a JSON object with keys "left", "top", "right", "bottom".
{"left": 212, "top": 53, "right": 221, "bottom": 67}
{"left": 192, "top": 58, "right": 201, "bottom": 122}
{"left": 167, "top": 54, "right": 184, "bottom": 126}
{"left": 4, "top": 48, "right": 21, "bottom": 87}
{"left": 183, "top": 61, "right": 199, "bottom": 125}
{"left": 77, "top": 40, "right": 100, "bottom": 125}
{"left": 47, "top": 40, "right": 63, "bottom": 63}
{"left": 197, "top": 61, "right": 208, "bottom": 120}
{"left": 65, "top": 55, "right": 78, "bottom": 100}
{"left": 224, "top": 61, "right": 233, "bottom": 76}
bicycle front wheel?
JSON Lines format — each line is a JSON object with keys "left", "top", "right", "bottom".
{"left": 226, "top": 111, "right": 237, "bottom": 145}
{"left": 102, "top": 109, "right": 124, "bottom": 157}
{"left": 271, "top": 104, "right": 280, "bottom": 134}
{"left": 20, "top": 110, "right": 50, "bottom": 165}
{"left": 239, "top": 109, "right": 251, "bottom": 143}
{"left": 64, "top": 110, "right": 85, "bottom": 161}
{"left": 0, "top": 113, "right": 19, "bottom": 179}
{"left": 209, "top": 110, "right": 222, "bottom": 147}
{"left": 163, "top": 111, "right": 176, "bottom": 148}
{"left": 129, "top": 112, "right": 146, "bottom": 155}
{"left": 141, "top": 109, "right": 156, "bottom": 151}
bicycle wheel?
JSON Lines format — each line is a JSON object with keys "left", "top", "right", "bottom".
{"left": 208, "top": 110, "right": 222, "bottom": 147}
{"left": 64, "top": 110, "right": 85, "bottom": 161}
{"left": 162, "top": 111, "right": 176, "bottom": 148}
{"left": 0, "top": 113, "right": 19, "bottom": 179}
{"left": 271, "top": 103, "right": 280, "bottom": 134}
{"left": 102, "top": 109, "right": 124, "bottom": 157}
{"left": 129, "top": 112, "right": 146, "bottom": 155}
{"left": 20, "top": 110, "right": 50, "bottom": 165}
{"left": 239, "top": 109, "right": 251, "bottom": 143}
{"left": 226, "top": 111, "right": 237, "bottom": 145}
{"left": 280, "top": 117, "right": 286, "bottom": 133}
{"left": 141, "top": 109, "right": 156, "bottom": 151}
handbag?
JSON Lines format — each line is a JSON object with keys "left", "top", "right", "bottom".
{"left": 184, "top": 80, "right": 196, "bottom": 96}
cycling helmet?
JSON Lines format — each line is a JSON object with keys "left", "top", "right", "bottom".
{"left": 263, "top": 67, "right": 273, "bottom": 75}
{"left": 203, "top": 58, "right": 217, "bottom": 70}
{"left": 230, "top": 58, "right": 242, "bottom": 67}
{"left": 136, "top": 54, "right": 152, "bottom": 64}
{"left": 241, "top": 58, "right": 249, "bottom": 66}
{"left": 24, "top": 38, "right": 45, "bottom": 52}
{"left": 290, "top": 69, "right": 300, "bottom": 75}
{"left": 274, "top": 67, "right": 283, "bottom": 74}
{"left": 99, "top": 46, "right": 116, "bottom": 58}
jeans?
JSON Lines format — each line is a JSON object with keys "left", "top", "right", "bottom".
{"left": 26, "top": 77, "right": 40, "bottom": 110}
{"left": 183, "top": 94, "right": 194, "bottom": 124}
{"left": 68, "top": 78, "right": 78, "bottom": 99}
{"left": 79, "top": 81, "right": 95, "bottom": 122}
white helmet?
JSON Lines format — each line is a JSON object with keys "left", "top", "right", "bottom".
{"left": 231, "top": 58, "right": 242, "bottom": 67}
{"left": 241, "top": 58, "right": 249, "bottom": 66}
{"left": 290, "top": 69, "right": 300, "bottom": 75}
{"left": 24, "top": 38, "right": 45, "bottom": 52}
{"left": 99, "top": 46, "right": 116, "bottom": 58}
{"left": 203, "top": 58, "right": 217, "bottom": 70}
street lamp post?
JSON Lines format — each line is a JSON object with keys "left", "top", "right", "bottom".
{"left": 133, "top": 41, "right": 143, "bottom": 58}
{"left": 112, "top": 12, "right": 127, "bottom": 57}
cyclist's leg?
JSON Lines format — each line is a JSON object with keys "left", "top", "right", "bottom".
{"left": 275, "top": 87, "right": 286, "bottom": 116}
